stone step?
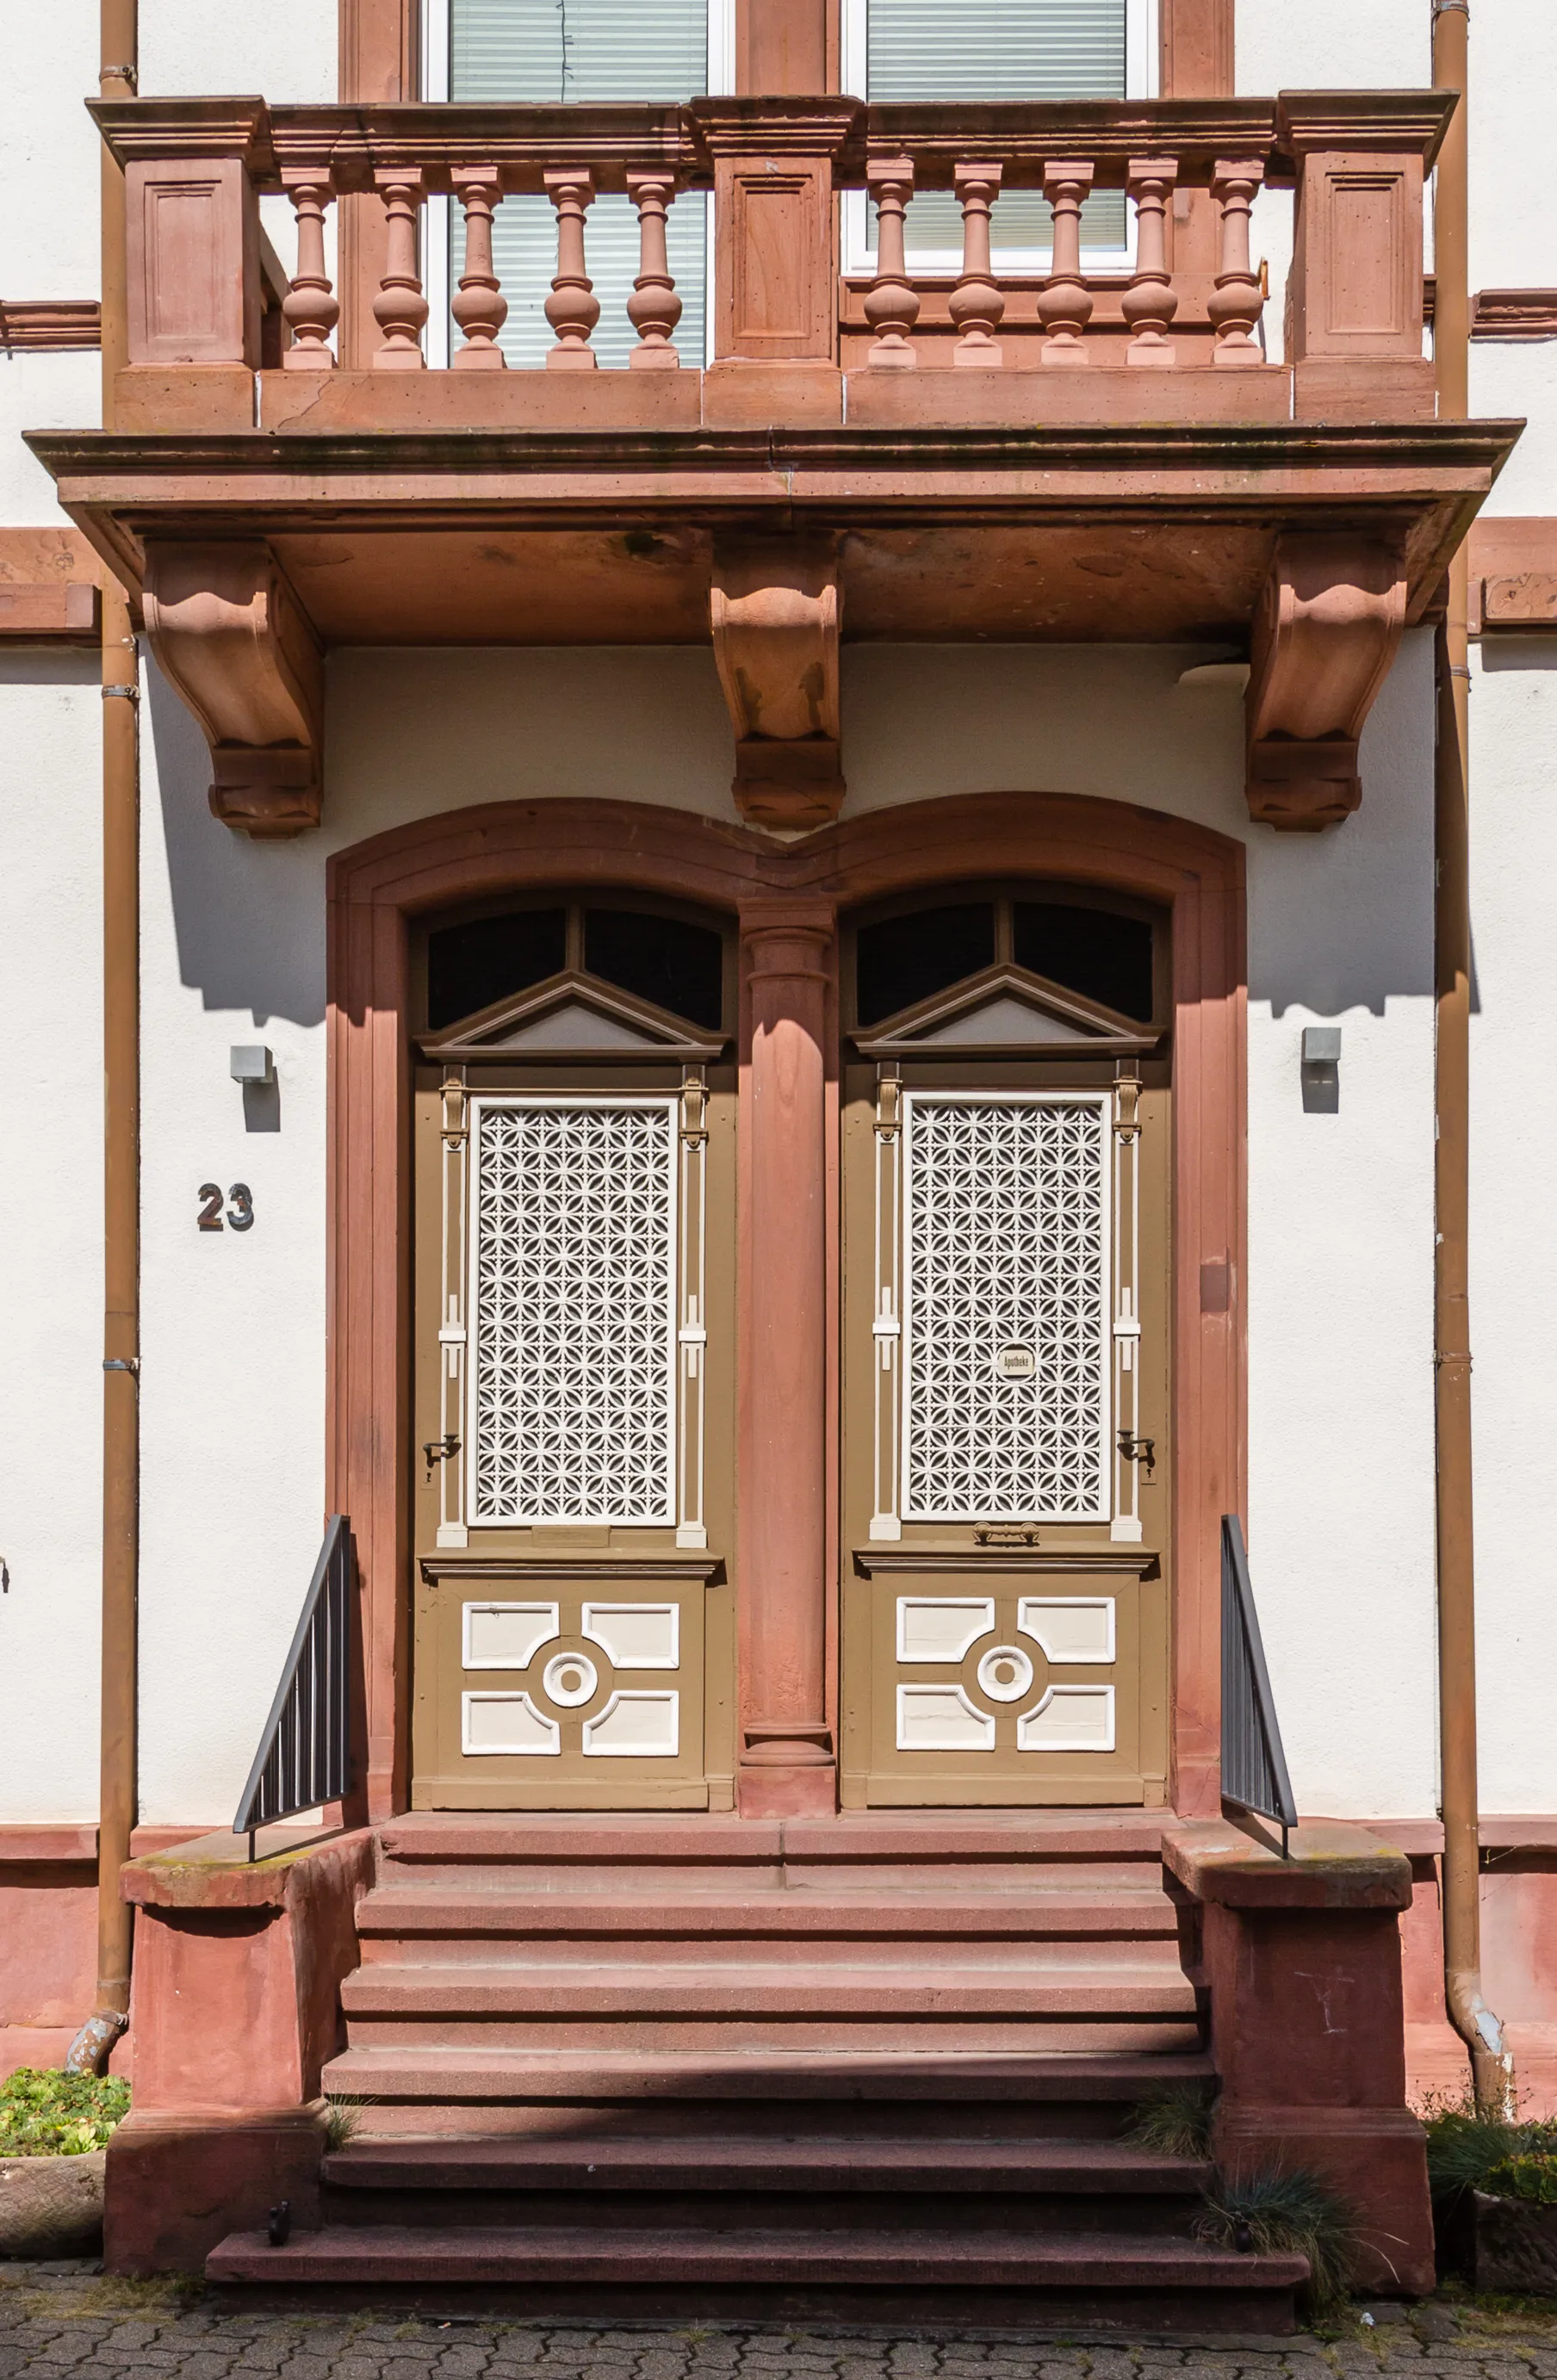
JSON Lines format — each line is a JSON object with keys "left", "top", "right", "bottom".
{"left": 320, "top": 2044, "right": 1216, "bottom": 2122}
{"left": 205, "top": 2222, "right": 1305, "bottom": 2332}
{"left": 355, "top": 1886, "right": 1182, "bottom": 1947}
{"left": 343, "top": 1956, "right": 1194, "bottom": 2015}
{"left": 322, "top": 2135, "right": 1210, "bottom": 2195}
{"left": 376, "top": 1811, "right": 1169, "bottom": 1875}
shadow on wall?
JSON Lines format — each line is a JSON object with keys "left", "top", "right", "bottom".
{"left": 148, "top": 661, "right": 326, "bottom": 1029}
{"left": 147, "top": 629, "right": 1452, "bottom": 1033}
{"left": 1244, "top": 627, "right": 1441, "bottom": 1020}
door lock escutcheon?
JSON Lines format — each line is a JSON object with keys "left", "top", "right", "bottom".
{"left": 1117, "top": 1431, "right": 1157, "bottom": 1476}
{"left": 423, "top": 1435, "right": 461, "bottom": 1481}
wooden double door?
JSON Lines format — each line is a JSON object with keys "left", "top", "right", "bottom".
{"left": 407, "top": 891, "right": 1171, "bottom": 1812}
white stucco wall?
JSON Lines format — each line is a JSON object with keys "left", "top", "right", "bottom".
{"left": 0, "top": 12, "right": 100, "bottom": 301}
{"left": 0, "top": 656, "right": 104, "bottom": 1823}
{"left": 1468, "top": 643, "right": 1557, "bottom": 1815}
{"left": 128, "top": 634, "right": 1442, "bottom": 1824}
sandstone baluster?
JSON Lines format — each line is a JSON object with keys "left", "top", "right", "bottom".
{"left": 450, "top": 170, "right": 508, "bottom": 369}
{"left": 948, "top": 163, "right": 1004, "bottom": 367}
{"left": 1210, "top": 159, "right": 1266, "bottom": 366}
{"left": 543, "top": 169, "right": 601, "bottom": 369}
{"left": 1123, "top": 157, "right": 1180, "bottom": 366}
{"left": 371, "top": 171, "right": 429, "bottom": 369}
{"left": 626, "top": 173, "right": 683, "bottom": 369}
{"left": 864, "top": 155, "right": 920, "bottom": 368}
{"left": 1037, "top": 160, "right": 1095, "bottom": 363}
{"left": 280, "top": 171, "right": 339, "bottom": 369}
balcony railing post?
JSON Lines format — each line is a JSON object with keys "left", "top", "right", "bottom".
{"left": 949, "top": 162, "right": 1004, "bottom": 368}
{"left": 1209, "top": 160, "right": 1266, "bottom": 368}
{"left": 1123, "top": 157, "right": 1180, "bottom": 367}
{"left": 543, "top": 168, "right": 601, "bottom": 370}
{"left": 450, "top": 169, "right": 508, "bottom": 369}
{"left": 1038, "top": 160, "right": 1095, "bottom": 364}
{"left": 280, "top": 170, "right": 339, "bottom": 369}
{"left": 864, "top": 155, "right": 919, "bottom": 369}
{"left": 625, "top": 172, "right": 683, "bottom": 369}
{"left": 371, "top": 170, "right": 429, "bottom": 369}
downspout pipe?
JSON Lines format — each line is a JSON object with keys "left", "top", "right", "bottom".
{"left": 1430, "top": 0, "right": 1513, "bottom": 2117}
{"left": 66, "top": 0, "right": 140, "bottom": 2078}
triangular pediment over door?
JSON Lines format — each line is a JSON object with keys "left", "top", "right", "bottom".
{"left": 418, "top": 969, "right": 729, "bottom": 1064}
{"left": 851, "top": 962, "right": 1159, "bottom": 1058}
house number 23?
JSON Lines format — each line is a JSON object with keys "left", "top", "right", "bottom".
{"left": 197, "top": 1182, "right": 254, "bottom": 1233}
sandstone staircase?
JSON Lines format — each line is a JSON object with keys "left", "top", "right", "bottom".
{"left": 208, "top": 1813, "right": 1306, "bottom": 2327}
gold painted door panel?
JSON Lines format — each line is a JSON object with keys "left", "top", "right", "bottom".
{"left": 840, "top": 1065, "right": 1171, "bottom": 1807}
{"left": 411, "top": 1065, "right": 737, "bottom": 1810}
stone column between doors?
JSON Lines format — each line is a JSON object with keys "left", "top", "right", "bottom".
{"left": 736, "top": 899, "right": 836, "bottom": 1816}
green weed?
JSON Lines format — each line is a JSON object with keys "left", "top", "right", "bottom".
{"left": 0, "top": 2067, "right": 130, "bottom": 2158}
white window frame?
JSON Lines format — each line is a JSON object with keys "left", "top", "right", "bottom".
{"left": 421, "top": 0, "right": 735, "bottom": 365}
{"left": 841, "top": 0, "right": 1158, "bottom": 280}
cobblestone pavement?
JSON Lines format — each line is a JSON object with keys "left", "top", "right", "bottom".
{"left": 3, "top": 2265, "right": 1557, "bottom": 2380}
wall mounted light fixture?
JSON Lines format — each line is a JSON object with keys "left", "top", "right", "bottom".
{"left": 229, "top": 1044, "right": 273, "bottom": 1086}
{"left": 1300, "top": 1026, "right": 1341, "bottom": 1113}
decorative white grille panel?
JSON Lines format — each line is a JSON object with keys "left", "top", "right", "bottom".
{"left": 469, "top": 1100, "right": 677, "bottom": 1525}
{"left": 903, "top": 1094, "right": 1109, "bottom": 1522}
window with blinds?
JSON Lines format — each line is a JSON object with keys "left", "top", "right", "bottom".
{"left": 846, "top": 0, "right": 1147, "bottom": 270}
{"left": 442, "top": 0, "right": 717, "bottom": 366}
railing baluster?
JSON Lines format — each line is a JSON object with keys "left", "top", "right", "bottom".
{"left": 1123, "top": 156, "right": 1179, "bottom": 367}
{"left": 543, "top": 168, "right": 600, "bottom": 370}
{"left": 280, "top": 170, "right": 338, "bottom": 369}
{"left": 233, "top": 1516, "right": 354, "bottom": 1842}
{"left": 1220, "top": 1514, "right": 1298, "bottom": 1856}
{"left": 949, "top": 162, "right": 1004, "bottom": 367}
{"left": 865, "top": 155, "right": 920, "bottom": 369}
{"left": 451, "top": 169, "right": 508, "bottom": 369}
{"left": 1038, "top": 160, "right": 1095, "bottom": 364}
{"left": 626, "top": 172, "right": 683, "bottom": 368}
{"left": 372, "top": 171, "right": 429, "bottom": 369}
{"left": 1210, "top": 159, "right": 1266, "bottom": 367}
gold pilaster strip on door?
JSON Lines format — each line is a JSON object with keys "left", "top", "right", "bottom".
{"left": 676, "top": 1067, "right": 709, "bottom": 1549}
{"left": 870, "top": 1064, "right": 903, "bottom": 1541}
{"left": 1111, "top": 1063, "right": 1144, "bottom": 1546}
{"left": 437, "top": 1067, "right": 470, "bottom": 1546}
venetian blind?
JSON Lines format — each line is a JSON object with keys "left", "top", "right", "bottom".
{"left": 449, "top": 0, "right": 710, "bottom": 366}
{"left": 864, "top": 0, "right": 1129, "bottom": 257}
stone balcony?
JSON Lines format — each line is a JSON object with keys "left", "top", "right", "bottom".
{"left": 27, "top": 92, "right": 1518, "bottom": 836}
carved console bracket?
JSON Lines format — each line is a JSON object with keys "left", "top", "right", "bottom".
{"left": 1245, "top": 534, "right": 1406, "bottom": 831}
{"left": 710, "top": 536, "right": 843, "bottom": 830}
{"left": 143, "top": 541, "right": 325, "bottom": 837}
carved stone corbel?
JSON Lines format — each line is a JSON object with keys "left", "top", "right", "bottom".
{"left": 1245, "top": 535, "right": 1407, "bottom": 831}
{"left": 710, "top": 536, "right": 843, "bottom": 829}
{"left": 143, "top": 541, "right": 324, "bottom": 837}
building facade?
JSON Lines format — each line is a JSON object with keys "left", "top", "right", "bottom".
{"left": 1, "top": 0, "right": 1554, "bottom": 2318}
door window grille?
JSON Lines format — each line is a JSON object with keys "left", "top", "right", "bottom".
{"left": 900, "top": 1093, "right": 1112, "bottom": 1523}
{"left": 468, "top": 1098, "right": 679, "bottom": 1525}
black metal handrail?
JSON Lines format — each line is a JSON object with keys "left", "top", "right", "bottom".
{"left": 1221, "top": 1512, "right": 1299, "bottom": 1857}
{"left": 233, "top": 1515, "right": 353, "bottom": 1846}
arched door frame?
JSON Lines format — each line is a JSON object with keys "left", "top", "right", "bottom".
{"left": 328, "top": 789, "right": 1244, "bottom": 1820}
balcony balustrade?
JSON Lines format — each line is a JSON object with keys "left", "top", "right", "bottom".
{"left": 29, "top": 90, "right": 1514, "bottom": 844}
{"left": 94, "top": 90, "right": 1448, "bottom": 430}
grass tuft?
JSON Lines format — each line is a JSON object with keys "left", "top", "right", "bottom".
{"left": 1126, "top": 2084, "right": 1216, "bottom": 2160}
{"left": 1417, "top": 2085, "right": 1557, "bottom": 2206}
{"left": 0, "top": 2067, "right": 130, "bottom": 2158}
{"left": 321, "top": 2095, "right": 371, "bottom": 2153}
{"left": 1194, "top": 2162, "right": 1361, "bottom": 2315}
